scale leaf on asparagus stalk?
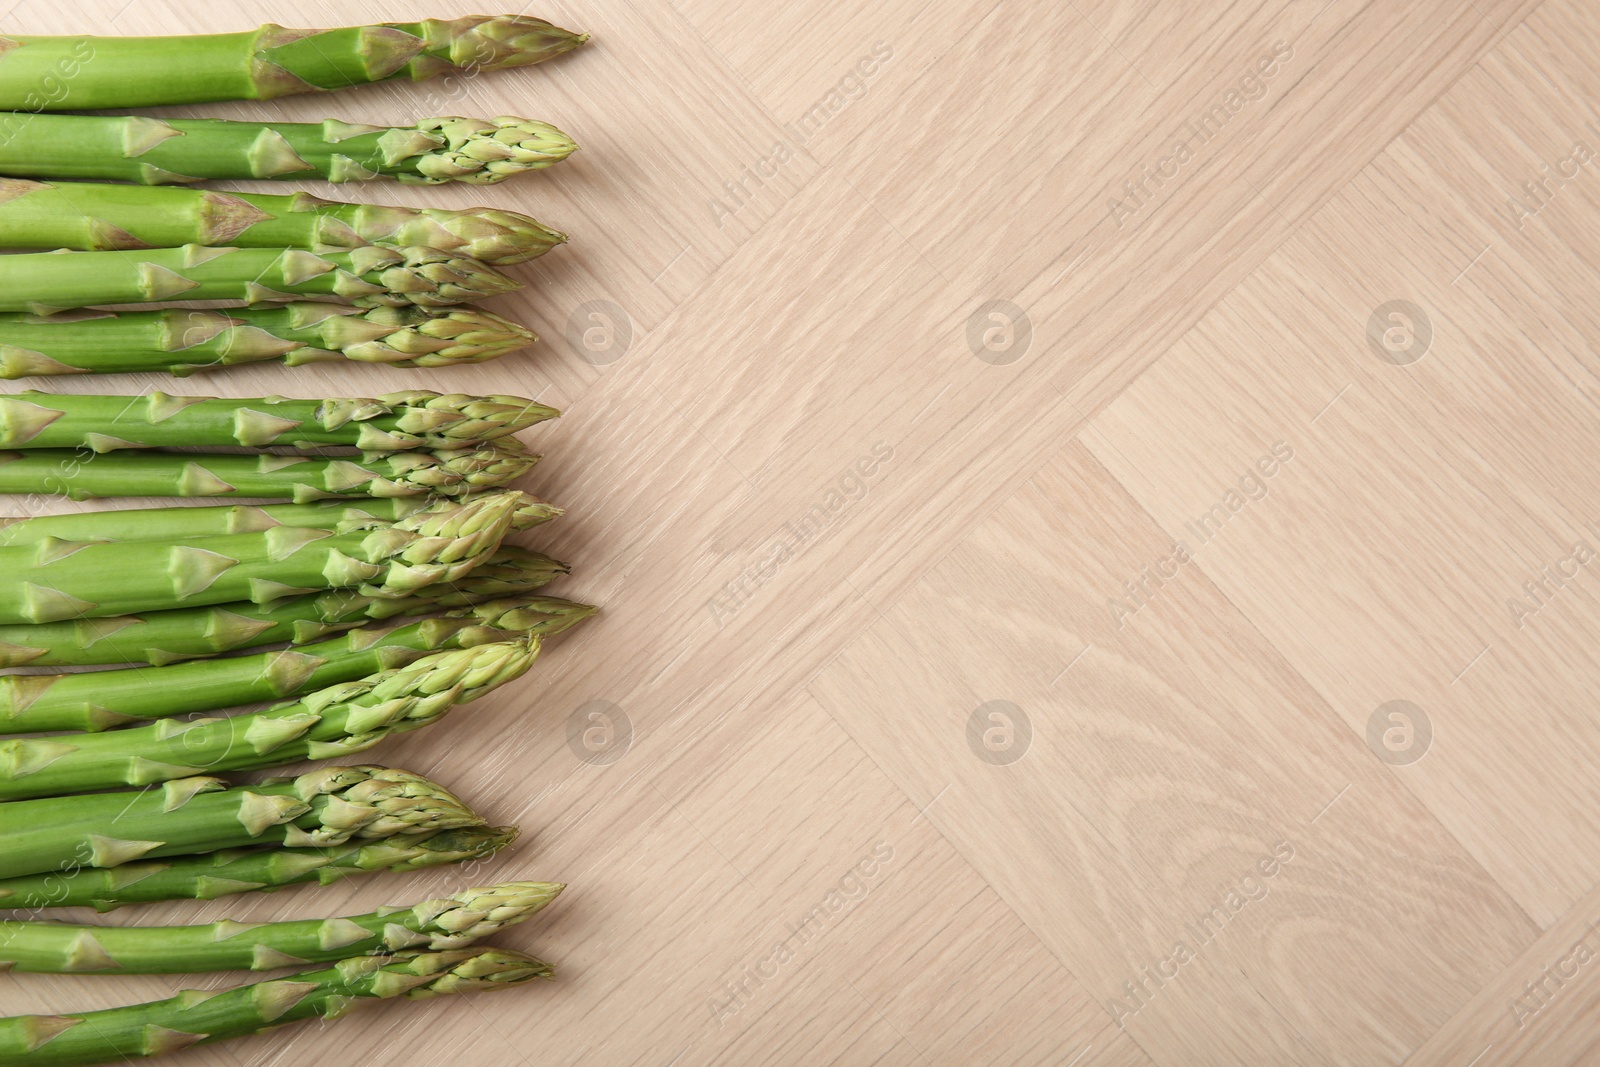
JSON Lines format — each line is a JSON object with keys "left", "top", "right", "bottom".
{"left": 0, "top": 437, "right": 538, "bottom": 500}
{"left": 0, "top": 113, "right": 576, "bottom": 186}
{"left": 0, "top": 303, "right": 537, "bottom": 377}
{"left": 0, "top": 597, "right": 592, "bottom": 733}
{"left": 0, "top": 15, "right": 588, "bottom": 110}
{"left": 0, "top": 825, "right": 519, "bottom": 912}
{"left": 0, "top": 180, "right": 566, "bottom": 263}
{"left": 0, "top": 490, "right": 519, "bottom": 624}
{"left": 0, "top": 390, "right": 557, "bottom": 451}
{"left": 0, "top": 544, "right": 569, "bottom": 667}
{"left": 0, "top": 244, "right": 518, "bottom": 314}
{"left": 0, "top": 880, "right": 561, "bottom": 973}
{"left": 0, "top": 947, "right": 554, "bottom": 1065}
{"left": 0, "top": 764, "right": 485, "bottom": 880}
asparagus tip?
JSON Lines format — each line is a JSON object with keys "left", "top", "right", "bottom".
{"left": 413, "top": 117, "right": 578, "bottom": 185}
{"left": 433, "top": 15, "right": 591, "bottom": 70}
{"left": 370, "top": 305, "right": 536, "bottom": 368}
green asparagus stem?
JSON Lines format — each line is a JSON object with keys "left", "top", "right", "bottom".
{"left": 0, "top": 245, "right": 518, "bottom": 314}
{"left": 0, "top": 390, "right": 556, "bottom": 451}
{"left": 0, "top": 597, "right": 592, "bottom": 732}
{"left": 0, "top": 880, "right": 560, "bottom": 974}
{"left": 0, "top": 490, "right": 518, "bottom": 624}
{"left": 0, "top": 637, "right": 541, "bottom": 799}
{"left": 0, "top": 765, "right": 484, "bottom": 880}
{"left": 0, "top": 946, "right": 554, "bottom": 1065}
{"left": 0, "top": 825, "right": 518, "bottom": 912}
{"left": 0, "top": 491, "right": 561, "bottom": 546}
{"left": 0, "top": 15, "right": 588, "bottom": 111}
{"left": 0, "top": 179, "right": 566, "bottom": 263}
{"left": 0, "top": 438, "right": 538, "bottom": 500}
{"left": 0, "top": 113, "right": 576, "bottom": 186}
{"left": 0, "top": 303, "right": 537, "bottom": 378}
{"left": 0, "top": 545, "right": 569, "bottom": 667}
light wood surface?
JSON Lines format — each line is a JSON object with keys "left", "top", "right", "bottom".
{"left": 1, "top": 0, "right": 1598, "bottom": 1063}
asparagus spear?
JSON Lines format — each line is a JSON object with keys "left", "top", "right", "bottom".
{"left": 0, "top": 880, "right": 560, "bottom": 973}
{"left": 0, "top": 825, "right": 519, "bottom": 912}
{"left": 0, "top": 765, "right": 484, "bottom": 880}
{"left": 0, "top": 597, "right": 592, "bottom": 733}
{"left": 0, "top": 490, "right": 518, "bottom": 624}
{"left": 0, "top": 545, "right": 569, "bottom": 667}
{"left": 0, "top": 492, "right": 561, "bottom": 547}
{"left": 0, "top": 438, "right": 538, "bottom": 500}
{"left": 0, "top": 637, "right": 542, "bottom": 800}
{"left": 0, "top": 113, "right": 575, "bottom": 186}
{"left": 0, "top": 245, "right": 518, "bottom": 314}
{"left": 0, "top": 304, "right": 537, "bottom": 378}
{"left": 0, "top": 15, "right": 588, "bottom": 110}
{"left": 0, "top": 179, "right": 566, "bottom": 263}
{"left": 0, "top": 946, "right": 554, "bottom": 1065}
{"left": 0, "top": 390, "right": 557, "bottom": 451}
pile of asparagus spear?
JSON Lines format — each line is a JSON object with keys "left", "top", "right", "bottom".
{"left": 0, "top": 14, "right": 599, "bottom": 1066}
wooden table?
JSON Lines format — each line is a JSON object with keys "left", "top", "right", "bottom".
{"left": 3, "top": 0, "right": 1597, "bottom": 1063}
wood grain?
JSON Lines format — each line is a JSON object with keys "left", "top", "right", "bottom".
{"left": 0, "top": 0, "right": 1597, "bottom": 1063}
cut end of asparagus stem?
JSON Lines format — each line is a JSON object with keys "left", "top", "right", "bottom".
{"left": 422, "top": 15, "right": 590, "bottom": 71}
{"left": 408, "top": 117, "right": 579, "bottom": 185}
